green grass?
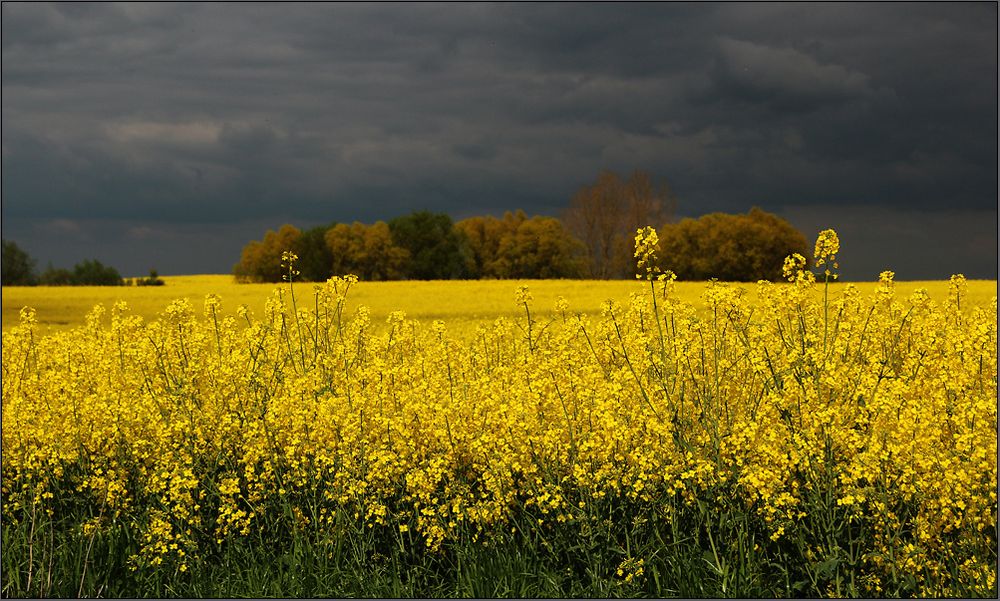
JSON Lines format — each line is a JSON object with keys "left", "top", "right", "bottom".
{"left": 11, "top": 477, "right": 988, "bottom": 598}
{"left": 0, "top": 486, "right": 824, "bottom": 598}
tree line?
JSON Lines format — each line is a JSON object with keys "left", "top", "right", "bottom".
{"left": 1, "top": 240, "right": 164, "bottom": 287}
{"left": 0, "top": 170, "right": 811, "bottom": 287}
{"left": 235, "top": 170, "right": 810, "bottom": 283}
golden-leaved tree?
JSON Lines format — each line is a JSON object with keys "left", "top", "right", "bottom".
{"left": 657, "top": 207, "right": 809, "bottom": 281}
{"left": 233, "top": 224, "right": 302, "bottom": 282}
{"left": 456, "top": 210, "right": 584, "bottom": 279}
{"left": 324, "top": 221, "right": 409, "bottom": 281}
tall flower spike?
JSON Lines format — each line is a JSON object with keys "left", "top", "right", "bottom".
{"left": 281, "top": 250, "right": 300, "bottom": 282}
{"left": 634, "top": 226, "right": 660, "bottom": 281}
{"left": 813, "top": 229, "right": 840, "bottom": 278}
{"left": 514, "top": 284, "right": 532, "bottom": 306}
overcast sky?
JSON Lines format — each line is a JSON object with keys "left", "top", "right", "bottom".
{"left": 2, "top": 2, "right": 997, "bottom": 280}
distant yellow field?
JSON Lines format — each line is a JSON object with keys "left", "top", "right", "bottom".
{"left": 2, "top": 274, "right": 996, "bottom": 338}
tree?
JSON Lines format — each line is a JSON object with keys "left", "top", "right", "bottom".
{"left": 322, "top": 221, "right": 409, "bottom": 281}
{"left": 505, "top": 215, "right": 585, "bottom": 279}
{"left": 71, "top": 259, "right": 123, "bottom": 286}
{"left": 454, "top": 215, "right": 501, "bottom": 278}
{"left": 564, "top": 169, "right": 677, "bottom": 279}
{"left": 361, "top": 221, "right": 409, "bottom": 280}
{"left": 295, "top": 224, "right": 336, "bottom": 282}
{"left": 389, "top": 211, "right": 472, "bottom": 280}
{"left": 325, "top": 222, "right": 364, "bottom": 278}
{"left": 136, "top": 269, "right": 165, "bottom": 286}
{"left": 2, "top": 239, "right": 36, "bottom": 286}
{"left": 233, "top": 224, "right": 303, "bottom": 282}
{"left": 456, "top": 211, "right": 585, "bottom": 279}
{"left": 657, "top": 207, "right": 809, "bottom": 281}
{"left": 39, "top": 264, "right": 73, "bottom": 286}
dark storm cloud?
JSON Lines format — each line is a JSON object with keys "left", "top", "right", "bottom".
{"left": 1, "top": 2, "right": 996, "bottom": 278}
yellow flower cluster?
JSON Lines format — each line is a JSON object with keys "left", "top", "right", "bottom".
{"left": 634, "top": 226, "right": 660, "bottom": 281}
{"left": 1, "top": 233, "right": 996, "bottom": 595}
{"left": 616, "top": 556, "right": 645, "bottom": 585}
{"left": 813, "top": 228, "right": 840, "bottom": 277}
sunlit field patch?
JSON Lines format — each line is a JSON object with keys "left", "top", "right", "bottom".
{"left": 3, "top": 274, "right": 995, "bottom": 338}
{"left": 2, "top": 233, "right": 997, "bottom": 597}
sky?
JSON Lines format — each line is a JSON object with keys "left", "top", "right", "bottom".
{"left": 2, "top": 2, "right": 997, "bottom": 280}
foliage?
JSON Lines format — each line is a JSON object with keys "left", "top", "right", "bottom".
{"left": 231, "top": 175, "right": 810, "bottom": 284}
{"left": 2, "top": 239, "right": 36, "bottom": 286}
{"left": 234, "top": 212, "right": 483, "bottom": 282}
{"left": 233, "top": 224, "right": 303, "bottom": 283}
{"left": 325, "top": 221, "right": 410, "bottom": 281}
{"left": 69, "top": 259, "right": 124, "bottom": 286}
{"left": 658, "top": 207, "right": 810, "bottom": 281}
{"left": 295, "top": 224, "right": 336, "bottom": 283}
{"left": 38, "top": 265, "right": 74, "bottom": 286}
{"left": 2, "top": 230, "right": 996, "bottom": 598}
{"left": 564, "top": 169, "right": 676, "bottom": 279}
{"left": 135, "top": 270, "right": 165, "bottom": 287}
{"left": 388, "top": 211, "right": 473, "bottom": 280}
{"left": 456, "top": 210, "right": 585, "bottom": 279}
{"left": 1, "top": 243, "right": 126, "bottom": 287}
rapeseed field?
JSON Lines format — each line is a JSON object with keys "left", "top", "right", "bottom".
{"left": 2, "top": 273, "right": 995, "bottom": 338}
{"left": 1, "top": 229, "right": 996, "bottom": 597}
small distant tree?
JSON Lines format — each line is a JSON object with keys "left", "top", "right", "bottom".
{"left": 657, "top": 207, "right": 809, "bottom": 281}
{"left": 137, "top": 269, "right": 165, "bottom": 286}
{"left": 2, "top": 239, "right": 36, "bottom": 286}
{"left": 71, "top": 259, "right": 124, "bottom": 286}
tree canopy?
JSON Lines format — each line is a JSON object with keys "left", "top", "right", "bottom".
{"left": 457, "top": 210, "right": 584, "bottom": 279}
{"left": 295, "top": 224, "right": 336, "bottom": 283}
{"left": 325, "top": 221, "right": 409, "bottom": 281}
{"left": 2, "top": 239, "right": 36, "bottom": 286}
{"left": 233, "top": 224, "right": 303, "bottom": 283}
{"left": 2, "top": 240, "right": 127, "bottom": 286}
{"left": 72, "top": 260, "right": 124, "bottom": 286}
{"left": 564, "top": 169, "right": 676, "bottom": 279}
{"left": 388, "top": 211, "right": 472, "bottom": 280}
{"left": 231, "top": 174, "right": 813, "bottom": 284}
{"left": 657, "top": 208, "right": 810, "bottom": 281}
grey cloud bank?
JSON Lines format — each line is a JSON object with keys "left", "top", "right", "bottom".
{"left": 2, "top": 2, "right": 996, "bottom": 280}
